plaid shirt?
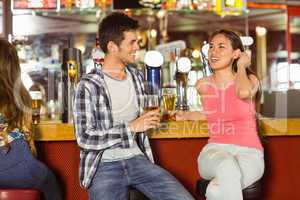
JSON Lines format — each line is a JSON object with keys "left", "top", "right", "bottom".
{"left": 73, "top": 66, "right": 154, "bottom": 189}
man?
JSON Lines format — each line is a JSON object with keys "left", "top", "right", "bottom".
{"left": 73, "top": 12, "right": 194, "bottom": 200}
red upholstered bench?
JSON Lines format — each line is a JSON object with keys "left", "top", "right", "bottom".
{"left": 0, "top": 189, "right": 40, "bottom": 200}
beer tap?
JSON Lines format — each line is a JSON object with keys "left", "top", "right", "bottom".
{"left": 201, "top": 41, "right": 213, "bottom": 77}
{"left": 176, "top": 57, "right": 191, "bottom": 111}
{"left": 61, "top": 48, "right": 83, "bottom": 123}
{"left": 144, "top": 50, "right": 164, "bottom": 95}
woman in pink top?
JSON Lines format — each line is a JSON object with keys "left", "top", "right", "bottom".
{"left": 176, "top": 29, "right": 264, "bottom": 200}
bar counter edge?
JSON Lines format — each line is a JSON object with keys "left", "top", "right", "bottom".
{"left": 33, "top": 118, "right": 300, "bottom": 141}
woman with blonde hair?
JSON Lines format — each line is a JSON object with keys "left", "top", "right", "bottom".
{"left": 0, "top": 39, "right": 62, "bottom": 200}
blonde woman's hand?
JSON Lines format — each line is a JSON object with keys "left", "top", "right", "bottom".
{"left": 0, "top": 114, "right": 8, "bottom": 132}
{"left": 0, "top": 124, "right": 8, "bottom": 132}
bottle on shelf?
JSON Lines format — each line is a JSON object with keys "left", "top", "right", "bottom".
{"left": 168, "top": 50, "right": 177, "bottom": 87}
{"left": 64, "top": 0, "right": 75, "bottom": 10}
{"left": 75, "top": 0, "right": 95, "bottom": 9}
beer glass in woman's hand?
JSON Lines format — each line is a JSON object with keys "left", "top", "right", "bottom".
{"left": 162, "top": 87, "right": 176, "bottom": 121}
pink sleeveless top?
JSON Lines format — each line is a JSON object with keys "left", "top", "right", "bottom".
{"left": 202, "top": 80, "right": 263, "bottom": 151}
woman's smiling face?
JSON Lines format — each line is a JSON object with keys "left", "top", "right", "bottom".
{"left": 208, "top": 33, "right": 240, "bottom": 71}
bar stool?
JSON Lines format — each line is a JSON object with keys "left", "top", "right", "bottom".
{"left": 129, "top": 188, "right": 150, "bottom": 200}
{"left": 0, "top": 189, "right": 40, "bottom": 200}
{"left": 196, "top": 179, "right": 262, "bottom": 200}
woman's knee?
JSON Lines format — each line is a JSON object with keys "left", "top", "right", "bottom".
{"left": 198, "top": 149, "right": 236, "bottom": 179}
{"left": 197, "top": 149, "right": 223, "bottom": 174}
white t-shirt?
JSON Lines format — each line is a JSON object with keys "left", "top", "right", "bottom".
{"left": 101, "top": 71, "right": 143, "bottom": 162}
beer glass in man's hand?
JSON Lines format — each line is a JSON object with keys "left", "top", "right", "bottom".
{"left": 128, "top": 95, "right": 160, "bottom": 133}
{"left": 143, "top": 95, "right": 160, "bottom": 112}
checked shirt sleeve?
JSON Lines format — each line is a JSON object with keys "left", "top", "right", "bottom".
{"left": 73, "top": 81, "right": 134, "bottom": 151}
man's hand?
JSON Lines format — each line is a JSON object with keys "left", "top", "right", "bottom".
{"left": 128, "top": 109, "right": 160, "bottom": 133}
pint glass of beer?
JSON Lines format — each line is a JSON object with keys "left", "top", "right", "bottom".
{"left": 143, "top": 95, "right": 160, "bottom": 113}
{"left": 30, "top": 91, "right": 42, "bottom": 124}
{"left": 162, "top": 87, "right": 176, "bottom": 121}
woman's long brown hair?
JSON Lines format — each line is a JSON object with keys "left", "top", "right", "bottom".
{"left": 0, "top": 39, "right": 36, "bottom": 155}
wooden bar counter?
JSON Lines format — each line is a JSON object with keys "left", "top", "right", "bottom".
{"left": 34, "top": 119, "right": 300, "bottom": 200}
{"left": 34, "top": 118, "right": 300, "bottom": 141}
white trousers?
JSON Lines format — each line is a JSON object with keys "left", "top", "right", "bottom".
{"left": 197, "top": 143, "right": 264, "bottom": 200}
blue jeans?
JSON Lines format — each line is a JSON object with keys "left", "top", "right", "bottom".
{"left": 0, "top": 139, "right": 62, "bottom": 200}
{"left": 88, "top": 155, "right": 194, "bottom": 200}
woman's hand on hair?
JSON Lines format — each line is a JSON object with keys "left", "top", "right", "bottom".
{"left": 237, "top": 51, "right": 251, "bottom": 69}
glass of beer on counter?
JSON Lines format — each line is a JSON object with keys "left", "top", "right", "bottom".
{"left": 29, "top": 91, "right": 42, "bottom": 124}
{"left": 162, "top": 87, "right": 176, "bottom": 121}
